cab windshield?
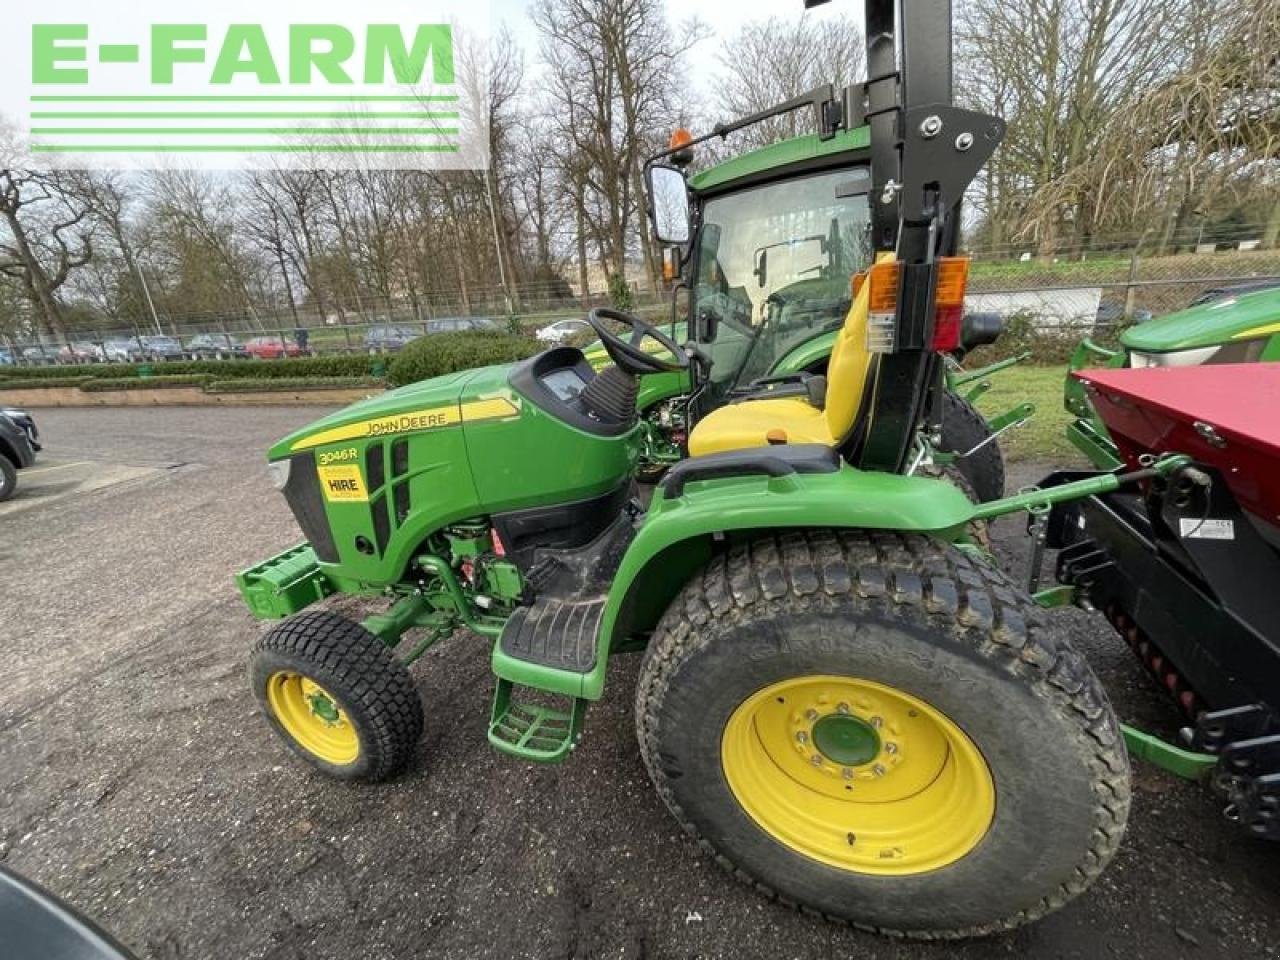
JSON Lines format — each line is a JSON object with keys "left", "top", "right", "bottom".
{"left": 692, "top": 167, "right": 872, "bottom": 394}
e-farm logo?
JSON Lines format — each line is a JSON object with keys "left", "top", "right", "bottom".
{"left": 3, "top": 1, "right": 490, "bottom": 170}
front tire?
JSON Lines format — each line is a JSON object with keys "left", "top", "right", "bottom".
{"left": 0, "top": 455, "right": 16, "bottom": 502}
{"left": 250, "top": 610, "right": 424, "bottom": 781}
{"left": 636, "top": 530, "right": 1128, "bottom": 938}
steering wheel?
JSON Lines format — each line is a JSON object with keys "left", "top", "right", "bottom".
{"left": 586, "top": 307, "right": 690, "bottom": 375}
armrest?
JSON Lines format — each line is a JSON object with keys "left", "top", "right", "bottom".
{"left": 731, "top": 372, "right": 827, "bottom": 408}
{"left": 659, "top": 444, "right": 840, "bottom": 498}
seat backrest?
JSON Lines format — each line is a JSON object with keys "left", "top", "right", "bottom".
{"left": 822, "top": 252, "right": 891, "bottom": 443}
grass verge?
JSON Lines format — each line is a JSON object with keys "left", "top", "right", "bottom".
{"left": 970, "top": 364, "right": 1074, "bottom": 463}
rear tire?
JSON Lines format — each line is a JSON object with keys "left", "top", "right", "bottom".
{"left": 0, "top": 455, "right": 16, "bottom": 502}
{"left": 636, "top": 530, "right": 1128, "bottom": 938}
{"left": 250, "top": 610, "right": 423, "bottom": 781}
{"left": 940, "top": 390, "right": 1005, "bottom": 502}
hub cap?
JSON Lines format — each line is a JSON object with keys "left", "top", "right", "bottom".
{"left": 266, "top": 672, "right": 360, "bottom": 765}
{"left": 720, "top": 675, "right": 995, "bottom": 876}
{"left": 812, "top": 714, "right": 880, "bottom": 767}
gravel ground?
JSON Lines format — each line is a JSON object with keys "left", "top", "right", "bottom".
{"left": 1, "top": 406, "right": 1277, "bottom": 960}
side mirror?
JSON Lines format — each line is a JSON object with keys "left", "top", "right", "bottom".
{"left": 647, "top": 164, "right": 690, "bottom": 245}
{"left": 753, "top": 248, "right": 768, "bottom": 288}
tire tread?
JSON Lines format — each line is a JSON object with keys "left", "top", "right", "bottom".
{"left": 252, "top": 610, "right": 423, "bottom": 781}
{"left": 635, "top": 529, "right": 1128, "bottom": 940}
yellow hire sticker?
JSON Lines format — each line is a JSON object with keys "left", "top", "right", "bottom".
{"left": 317, "top": 464, "right": 368, "bottom": 502}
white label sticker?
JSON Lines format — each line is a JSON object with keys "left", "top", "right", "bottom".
{"left": 1179, "top": 518, "right": 1235, "bottom": 540}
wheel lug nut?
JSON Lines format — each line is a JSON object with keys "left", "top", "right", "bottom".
{"left": 870, "top": 716, "right": 884, "bottom": 728}
{"left": 873, "top": 763, "right": 887, "bottom": 777}
{"left": 842, "top": 767, "right": 854, "bottom": 780}
{"left": 811, "top": 754, "right": 824, "bottom": 766}
{"left": 885, "top": 742, "right": 898, "bottom": 755}
{"left": 806, "top": 709, "right": 819, "bottom": 721}
{"left": 836, "top": 702, "right": 850, "bottom": 715}
{"left": 796, "top": 731, "right": 808, "bottom": 744}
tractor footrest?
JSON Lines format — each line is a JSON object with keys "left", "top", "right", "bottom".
{"left": 498, "top": 596, "right": 605, "bottom": 674}
{"left": 487, "top": 679, "right": 586, "bottom": 762}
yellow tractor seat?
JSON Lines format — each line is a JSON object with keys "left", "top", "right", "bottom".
{"left": 688, "top": 255, "right": 886, "bottom": 458}
{"left": 687, "top": 396, "right": 835, "bottom": 451}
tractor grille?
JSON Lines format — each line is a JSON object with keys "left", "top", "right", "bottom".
{"left": 282, "top": 452, "right": 339, "bottom": 563}
{"left": 364, "top": 439, "right": 412, "bottom": 557}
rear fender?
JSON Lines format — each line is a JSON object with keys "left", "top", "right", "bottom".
{"left": 579, "top": 465, "right": 975, "bottom": 699}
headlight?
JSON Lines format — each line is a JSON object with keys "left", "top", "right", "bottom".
{"left": 1, "top": 407, "right": 26, "bottom": 419}
{"left": 1129, "top": 347, "right": 1220, "bottom": 368}
{"left": 266, "top": 459, "right": 292, "bottom": 490}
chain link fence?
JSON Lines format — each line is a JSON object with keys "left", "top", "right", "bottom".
{"left": 3, "top": 245, "right": 1278, "bottom": 367}
{"left": 965, "top": 246, "right": 1280, "bottom": 337}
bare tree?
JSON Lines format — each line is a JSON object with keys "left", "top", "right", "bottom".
{"left": 1020, "top": 0, "right": 1280, "bottom": 251}
{"left": 535, "top": 0, "right": 706, "bottom": 291}
{"left": 958, "top": 0, "right": 1203, "bottom": 255}
{"left": 713, "top": 13, "right": 866, "bottom": 150}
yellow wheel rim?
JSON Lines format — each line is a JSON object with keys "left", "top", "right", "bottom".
{"left": 721, "top": 675, "right": 994, "bottom": 876}
{"left": 266, "top": 672, "right": 361, "bottom": 766}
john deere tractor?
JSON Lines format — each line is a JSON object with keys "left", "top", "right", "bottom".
{"left": 584, "top": 127, "right": 1020, "bottom": 500}
{"left": 236, "top": 0, "right": 1157, "bottom": 936}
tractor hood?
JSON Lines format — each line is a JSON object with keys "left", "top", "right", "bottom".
{"left": 1121, "top": 288, "right": 1280, "bottom": 353}
{"left": 268, "top": 365, "right": 511, "bottom": 461}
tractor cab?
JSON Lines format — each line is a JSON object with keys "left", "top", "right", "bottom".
{"left": 669, "top": 130, "right": 874, "bottom": 410}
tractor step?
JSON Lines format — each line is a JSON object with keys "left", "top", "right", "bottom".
{"left": 487, "top": 679, "right": 586, "bottom": 762}
{"left": 498, "top": 596, "right": 605, "bottom": 674}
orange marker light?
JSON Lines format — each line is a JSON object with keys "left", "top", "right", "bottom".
{"left": 669, "top": 128, "right": 693, "bottom": 150}
{"left": 867, "top": 261, "right": 901, "bottom": 313}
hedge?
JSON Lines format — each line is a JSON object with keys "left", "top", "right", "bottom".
{"left": 387, "top": 331, "right": 540, "bottom": 387}
{"left": 79, "top": 375, "right": 214, "bottom": 392}
{"left": 0, "top": 333, "right": 542, "bottom": 392}
{"left": 0, "top": 355, "right": 378, "bottom": 381}
{"left": 205, "top": 376, "right": 384, "bottom": 393}
{"left": 0, "top": 376, "right": 95, "bottom": 389}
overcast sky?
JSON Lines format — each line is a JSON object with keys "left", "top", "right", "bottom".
{"left": 491, "top": 0, "right": 864, "bottom": 102}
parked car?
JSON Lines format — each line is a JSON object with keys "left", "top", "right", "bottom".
{"left": 428, "top": 316, "right": 502, "bottom": 334}
{"left": 244, "top": 336, "right": 307, "bottom": 360}
{"left": 1187, "top": 279, "right": 1280, "bottom": 307}
{"left": 56, "top": 342, "right": 106, "bottom": 364}
{"left": 364, "top": 325, "right": 421, "bottom": 354}
{"left": 103, "top": 338, "right": 147, "bottom": 362}
{"left": 20, "top": 346, "right": 56, "bottom": 365}
{"left": 0, "top": 347, "right": 13, "bottom": 366}
{"left": 187, "top": 333, "right": 248, "bottom": 360}
{"left": 536, "top": 318, "right": 591, "bottom": 344}
{"left": 1, "top": 406, "right": 41, "bottom": 452}
{"left": 140, "top": 335, "right": 185, "bottom": 361}
{"left": 0, "top": 411, "right": 37, "bottom": 503}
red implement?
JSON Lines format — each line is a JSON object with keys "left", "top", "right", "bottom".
{"left": 1075, "top": 363, "right": 1280, "bottom": 527}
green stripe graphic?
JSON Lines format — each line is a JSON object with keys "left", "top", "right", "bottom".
{"left": 32, "top": 127, "right": 461, "bottom": 136}
{"left": 32, "top": 112, "right": 460, "bottom": 120}
{"left": 30, "top": 144, "right": 463, "bottom": 154}
{"left": 30, "top": 95, "right": 459, "bottom": 103}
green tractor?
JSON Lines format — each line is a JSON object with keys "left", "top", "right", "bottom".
{"left": 584, "top": 128, "right": 1021, "bottom": 501}
{"left": 235, "top": 0, "right": 1161, "bottom": 936}
{"left": 1068, "top": 285, "right": 1280, "bottom": 468}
